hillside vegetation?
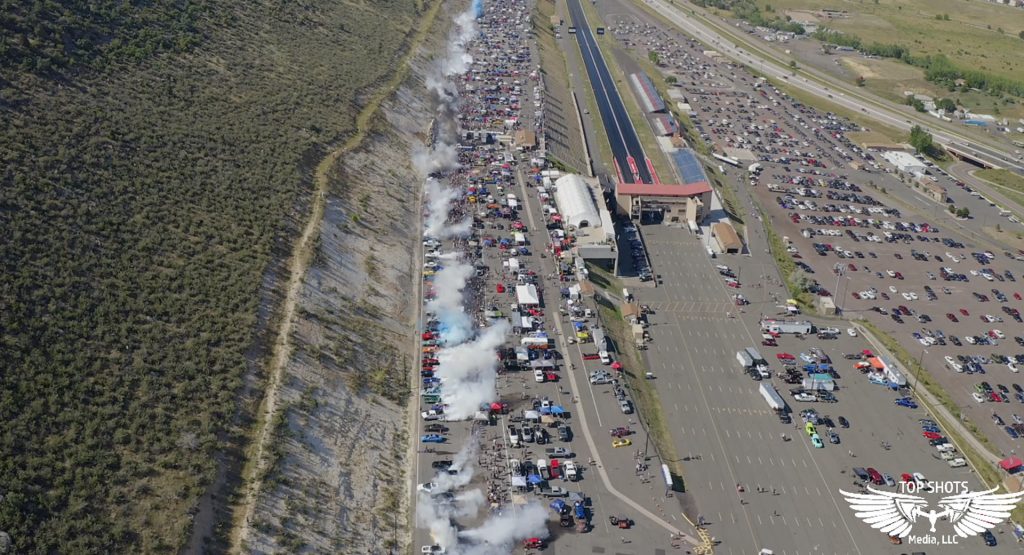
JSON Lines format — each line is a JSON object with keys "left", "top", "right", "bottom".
{"left": 0, "top": 0, "right": 421, "bottom": 552}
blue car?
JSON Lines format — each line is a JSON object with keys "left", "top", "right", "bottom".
{"left": 421, "top": 434, "right": 446, "bottom": 443}
{"left": 982, "top": 530, "right": 997, "bottom": 546}
{"left": 1007, "top": 426, "right": 1020, "bottom": 439}
{"left": 895, "top": 398, "right": 918, "bottom": 408}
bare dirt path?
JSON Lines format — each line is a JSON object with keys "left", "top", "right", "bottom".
{"left": 225, "top": 2, "right": 444, "bottom": 551}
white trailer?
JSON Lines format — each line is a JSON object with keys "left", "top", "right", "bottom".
{"left": 761, "top": 319, "right": 813, "bottom": 335}
{"left": 759, "top": 383, "right": 787, "bottom": 412}
{"left": 736, "top": 350, "right": 754, "bottom": 368}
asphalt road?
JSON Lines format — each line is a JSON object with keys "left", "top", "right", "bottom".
{"left": 641, "top": 0, "right": 1024, "bottom": 174}
{"left": 566, "top": 0, "right": 652, "bottom": 184}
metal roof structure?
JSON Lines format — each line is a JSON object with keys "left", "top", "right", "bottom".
{"left": 629, "top": 72, "right": 665, "bottom": 113}
{"left": 554, "top": 174, "right": 601, "bottom": 229}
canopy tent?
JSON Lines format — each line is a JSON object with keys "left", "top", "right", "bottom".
{"left": 553, "top": 174, "right": 600, "bottom": 229}
{"left": 527, "top": 474, "right": 544, "bottom": 485}
{"left": 611, "top": 361, "right": 623, "bottom": 370}
{"left": 511, "top": 476, "right": 527, "bottom": 488}
{"left": 550, "top": 405, "right": 566, "bottom": 415}
{"left": 524, "top": 410, "right": 541, "bottom": 421}
{"left": 516, "top": 284, "right": 540, "bottom": 306}
{"left": 550, "top": 499, "right": 567, "bottom": 512}
{"left": 1000, "top": 456, "right": 1023, "bottom": 471}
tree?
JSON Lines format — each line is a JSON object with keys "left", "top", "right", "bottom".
{"left": 789, "top": 60, "right": 797, "bottom": 69}
{"left": 909, "top": 125, "right": 933, "bottom": 153}
{"left": 855, "top": 75, "right": 866, "bottom": 87}
{"left": 665, "top": 75, "right": 677, "bottom": 84}
{"left": 956, "top": 207, "right": 970, "bottom": 219}
{"left": 936, "top": 98, "right": 957, "bottom": 112}
{"left": 1019, "top": 30, "right": 1024, "bottom": 40}
{"left": 648, "top": 50, "right": 660, "bottom": 65}
{"left": 948, "top": 204, "right": 957, "bottom": 214}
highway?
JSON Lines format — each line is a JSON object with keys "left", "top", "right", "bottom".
{"left": 567, "top": 0, "right": 653, "bottom": 184}
{"left": 642, "top": 0, "right": 1024, "bottom": 174}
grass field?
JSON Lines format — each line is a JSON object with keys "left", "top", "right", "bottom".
{"left": 839, "top": 56, "right": 1024, "bottom": 120}
{"left": 754, "top": 0, "right": 1024, "bottom": 83}
{"left": 975, "top": 169, "right": 1024, "bottom": 213}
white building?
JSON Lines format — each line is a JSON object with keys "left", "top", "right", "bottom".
{"left": 553, "top": 174, "right": 601, "bottom": 229}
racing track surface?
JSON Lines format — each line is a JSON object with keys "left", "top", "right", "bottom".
{"left": 566, "top": 0, "right": 652, "bottom": 184}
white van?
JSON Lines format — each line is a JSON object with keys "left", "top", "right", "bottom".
{"left": 622, "top": 288, "right": 632, "bottom": 302}
{"left": 599, "top": 350, "right": 611, "bottom": 364}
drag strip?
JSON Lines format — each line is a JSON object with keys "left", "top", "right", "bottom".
{"left": 566, "top": 0, "right": 651, "bottom": 184}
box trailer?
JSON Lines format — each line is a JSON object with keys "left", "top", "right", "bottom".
{"left": 759, "top": 383, "right": 787, "bottom": 412}
{"left": 736, "top": 349, "right": 754, "bottom": 368}
{"left": 761, "top": 319, "right": 813, "bottom": 335}
{"left": 802, "top": 374, "right": 836, "bottom": 391}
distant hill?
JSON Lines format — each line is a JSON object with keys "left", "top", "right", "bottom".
{"left": 0, "top": 0, "right": 421, "bottom": 552}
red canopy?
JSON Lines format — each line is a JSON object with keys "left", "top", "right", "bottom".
{"left": 422, "top": 332, "right": 434, "bottom": 340}
{"left": 611, "top": 361, "right": 623, "bottom": 370}
{"left": 1000, "top": 456, "right": 1023, "bottom": 471}
{"left": 490, "top": 402, "right": 504, "bottom": 411}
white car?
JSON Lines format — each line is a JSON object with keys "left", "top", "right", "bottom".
{"left": 887, "top": 270, "right": 896, "bottom": 277}
{"left": 965, "top": 336, "right": 977, "bottom": 344}
{"left": 1009, "top": 362, "right": 1019, "bottom": 373}
{"left": 972, "top": 392, "right": 987, "bottom": 403}
{"left": 534, "top": 370, "right": 545, "bottom": 383}
{"left": 992, "top": 329, "right": 1006, "bottom": 339}
{"left": 907, "top": 292, "right": 918, "bottom": 300}
{"left": 793, "top": 393, "right": 817, "bottom": 402}
{"left": 918, "top": 337, "right": 930, "bottom": 346}
{"left": 417, "top": 482, "right": 439, "bottom": 494}
{"left": 985, "top": 315, "right": 998, "bottom": 323}
{"left": 970, "top": 270, "right": 979, "bottom": 276}
{"left": 847, "top": 328, "right": 857, "bottom": 337}
{"left": 422, "top": 545, "right": 446, "bottom": 554}
{"left": 948, "top": 458, "right": 967, "bottom": 468}
{"left": 944, "top": 355, "right": 957, "bottom": 366}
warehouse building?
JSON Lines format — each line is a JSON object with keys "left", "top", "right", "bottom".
{"left": 711, "top": 222, "right": 742, "bottom": 253}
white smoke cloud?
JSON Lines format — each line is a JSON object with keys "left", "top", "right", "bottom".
{"left": 423, "top": 178, "right": 460, "bottom": 239}
{"left": 457, "top": 503, "right": 551, "bottom": 554}
{"left": 434, "top": 322, "right": 509, "bottom": 420}
{"left": 412, "top": 141, "right": 460, "bottom": 178}
{"left": 426, "top": 262, "right": 475, "bottom": 345}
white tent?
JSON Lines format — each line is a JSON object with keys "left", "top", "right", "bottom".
{"left": 554, "top": 174, "right": 600, "bottom": 229}
{"left": 516, "top": 284, "right": 540, "bottom": 305}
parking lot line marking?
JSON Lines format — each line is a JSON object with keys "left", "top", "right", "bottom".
{"left": 816, "top": 487, "right": 822, "bottom": 496}
{"left": 731, "top": 512, "right": 737, "bottom": 524}
{"left": 757, "top": 514, "right": 763, "bottom": 526}
{"left": 757, "top": 457, "right": 762, "bottom": 465}
{"left": 747, "top": 455, "right": 752, "bottom": 464}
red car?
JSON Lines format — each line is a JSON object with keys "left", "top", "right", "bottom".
{"left": 960, "top": 308, "right": 970, "bottom": 316}
{"left": 848, "top": 263, "right": 858, "bottom": 271}
{"left": 610, "top": 427, "right": 632, "bottom": 437}
{"left": 727, "top": 281, "right": 741, "bottom": 288}
{"left": 946, "top": 313, "right": 959, "bottom": 322}
{"left": 777, "top": 353, "right": 796, "bottom": 361}
{"left": 852, "top": 292, "right": 861, "bottom": 299}
{"left": 1016, "top": 292, "right": 1022, "bottom": 301}
{"left": 895, "top": 272, "right": 904, "bottom": 280}
{"left": 990, "top": 392, "right": 1003, "bottom": 403}
{"left": 922, "top": 431, "right": 943, "bottom": 440}
{"left": 496, "top": 283, "right": 505, "bottom": 293}
{"left": 900, "top": 473, "right": 914, "bottom": 483}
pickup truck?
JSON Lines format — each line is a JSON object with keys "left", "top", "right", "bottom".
{"left": 948, "top": 458, "right": 967, "bottom": 468}
{"left": 543, "top": 486, "right": 569, "bottom": 497}
{"left": 564, "top": 460, "right": 578, "bottom": 481}
{"left": 508, "top": 425, "right": 521, "bottom": 448}
{"left": 545, "top": 447, "right": 573, "bottom": 458}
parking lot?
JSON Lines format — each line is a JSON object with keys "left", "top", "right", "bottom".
{"left": 584, "top": 0, "right": 1024, "bottom": 551}
{"left": 630, "top": 223, "right": 1020, "bottom": 553}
